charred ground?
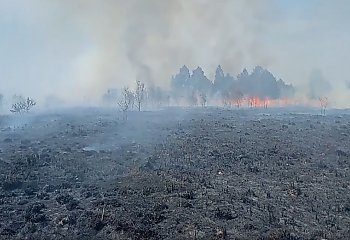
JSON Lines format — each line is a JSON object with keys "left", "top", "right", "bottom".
{"left": 0, "top": 107, "right": 349, "bottom": 239}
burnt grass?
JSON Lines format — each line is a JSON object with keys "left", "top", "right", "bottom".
{"left": 0, "top": 107, "right": 349, "bottom": 239}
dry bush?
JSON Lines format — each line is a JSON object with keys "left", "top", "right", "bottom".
{"left": 199, "top": 92, "right": 207, "bottom": 107}
{"left": 135, "top": 80, "right": 145, "bottom": 111}
{"left": 319, "top": 97, "right": 328, "bottom": 115}
{"left": 118, "top": 87, "right": 134, "bottom": 120}
{"left": 10, "top": 96, "right": 36, "bottom": 113}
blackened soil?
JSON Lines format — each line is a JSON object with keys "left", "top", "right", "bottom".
{"left": 0, "top": 108, "right": 349, "bottom": 239}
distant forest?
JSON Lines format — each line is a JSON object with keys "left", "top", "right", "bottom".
{"left": 104, "top": 65, "right": 295, "bottom": 108}
{"left": 171, "top": 65, "right": 295, "bottom": 101}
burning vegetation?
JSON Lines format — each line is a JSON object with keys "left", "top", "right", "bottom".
{"left": 170, "top": 65, "right": 295, "bottom": 105}
{"left": 102, "top": 65, "right": 330, "bottom": 113}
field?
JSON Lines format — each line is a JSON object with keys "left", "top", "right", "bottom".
{"left": 0, "top": 107, "right": 349, "bottom": 239}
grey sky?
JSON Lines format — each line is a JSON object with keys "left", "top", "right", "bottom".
{"left": 0, "top": 0, "right": 349, "bottom": 106}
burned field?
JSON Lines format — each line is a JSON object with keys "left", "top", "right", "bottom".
{"left": 0, "top": 108, "right": 349, "bottom": 240}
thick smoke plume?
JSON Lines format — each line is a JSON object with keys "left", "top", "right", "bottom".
{"left": 0, "top": 0, "right": 273, "bottom": 104}
{"left": 1, "top": 0, "right": 350, "bottom": 107}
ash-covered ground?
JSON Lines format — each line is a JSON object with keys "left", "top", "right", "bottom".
{"left": 0, "top": 107, "right": 349, "bottom": 240}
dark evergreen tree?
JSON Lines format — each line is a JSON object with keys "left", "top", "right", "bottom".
{"left": 170, "top": 65, "right": 295, "bottom": 104}
{"left": 214, "top": 65, "right": 225, "bottom": 86}
{"left": 213, "top": 65, "right": 236, "bottom": 95}
{"left": 189, "top": 67, "right": 212, "bottom": 94}
{"left": 171, "top": 65, "right": 190, "bottom": 91}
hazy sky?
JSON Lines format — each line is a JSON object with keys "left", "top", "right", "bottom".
{"left": 0, "top": 0, "right": 349, "bottom": 106}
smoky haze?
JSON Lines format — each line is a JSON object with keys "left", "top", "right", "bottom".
{"left": 0, "top": 0, "right": 350, "bottom": 107}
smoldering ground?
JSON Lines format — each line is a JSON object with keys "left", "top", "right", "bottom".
{"left": 1, "top": 107, "right": 350, "bottom": 239}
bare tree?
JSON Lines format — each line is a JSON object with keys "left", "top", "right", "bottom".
{"left": 199, "top": 92, "right": 207, "bottom": 107}
{"left": 319, "top": 97, "right": 328, "bottom": 115}
{"left": 233, "top": 91, "right": 244, "bottom": 108}
{"left": 10, "top": 96, "right": 36, "bottom": 113}
{"left": 126, "top": 88, "right": 135, "bottom": 110}
{"left": 247, "top": 97, "right": 254, "bottom": 108}
{"left": 263, "top": 98, "right": 269, "bottom": 109}
{"left": 135, "top": 80, "right": 145, "bottom": 111}
{"left": 221, "top": 90, "right": 232, "bottom": 107}
{"left": 118, "top": 87, "right": 133, "bottom": 120}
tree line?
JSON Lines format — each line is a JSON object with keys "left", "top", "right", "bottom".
{"left": 104, "top": 65, "right": 296, "bottom": 113}
{"left": 170, "top": 65, "right": 295, "bottom": 106}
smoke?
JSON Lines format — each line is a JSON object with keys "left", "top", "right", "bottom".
{"left": 307, "top": 70, "right": 332, "bottom": 100}
{"left": 0, "top": 0, "right": 350, "bottom": 107}
{"left": 0, "top": 0, "right": 273, "bottom": 104}
{"left": 61, "top": 0, "right": 276, "bottom": 101}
